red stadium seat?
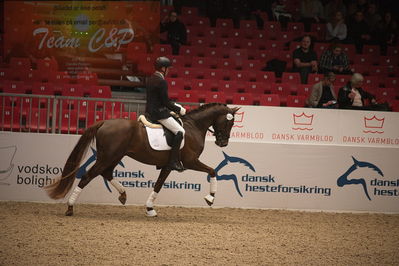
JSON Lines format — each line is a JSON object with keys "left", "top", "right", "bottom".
{"left": 264, "top": 22, "right": 282, "bottom": 39}
{"left": 26, "top": 108, "right": 50, "bottom": 133}
{"left": 310, "top": 23, "right": 326, "bottom": 41}
{"left": 256, "top": 71, "right": 276, "bottom": 84}
{"left": 265, "top": 40, "right": 286, "bottom": 51}
{"left": 387, "top": 46, "right": 399, "bottom": 56}
{"left": 216, "top": 58, "right": 236, "bottom": 70}
{"left": 190, "top": 36, "right": 211, "bottom": 48}
{"left": 191, "top": 56, "right": 217, "bottom": 69}
{"left": 379, "top": 56, "right": 398, "bottom": 67}
{"left": 169, "top": 55, "right": 191, "bottom": 68}
{"left": 10, "top": 57, "right": 31, "bottom": 70}
{"left": 230, "top": 70, "right": 253, "bottom": 82}
{"left": 307, "top": 73, "right": 323, "bottom": 84}
{"left": 37, "top": 58, "right": 58, "bottom": 72}
{"left": 353, "top": 54, "right": 374, "bottom": 65}
{"left": 31, "top": 82, "right": 55, "bottom": 96}
{"left": 362, "top": 45, "right": 380, "bottom": 57}
{"left": 270, "top": 83, "right": 292, "bottom": 105}
{"left": 204, "top": 47, "right": 225, "bottom": 58}
{"left": 126, "top": 42, "right": 147, "bottom": 61}
{"left": 259, "top": 94, "right": 281, "bottom": 106}
{"left": 391, "top": 100, "right": 399, "bottom": 112}
{"left": 286, "top": 95, "right": 306, "bottom": 107}
{"left": 297, "top": 84, "right": 312, "bottom": 97}
{"left": 240, "top": 20, "right": 257, "bottom": 30}
{"left": 281, "top": 72, "right": 301, "bottom": 85}
{"left": 195, "top": 17, "right": 210, "bottom": 27}
{"left": 177, "top": 90, "right": 200, "bottom": 103}
{"left": 240, "top": 59, "right": 262, "bottom": 71}
{"left": 216, "top": 18, "right": 234, "bottom": 29}
{"left": 384, "top": 77, "right": 399, "bottom": 88}
{"left": 204, "top": 91, "right": 226, "bottom": 103}
{"left": 314, "top": 43, "right": 329, "bottom": 58}
{"left": 3, "top": 81, "right": 28, "bottom": 94}
{"left": 48, "top": 71, "right": 72, "bottom": 84}
{"left": 181, "top": 6, "right": 198, "bottom": 16}
{"left": 374, "top": 87, "right": 396, "bottom": 102}
{"left": 363, "top": 76, "right": 381, "bottom": 89}
{"left": 0, "top": 107, "right": 22, "bottom": 131}
{"left": 219, "top": 80, "right": 238, "bottom": 94}
{"left": 77, "top": 72, "right": 98, "bottom": 85}
{"left": 232, "top": 93, "right": 254, "bottom": 105}
{"left": 247, "top": 82, "right": 269, "bottom": 99}
{"left": 278, "top": 31, "right": 296, "bottom": 42}
{"left": 152, "top": 44, "right": 172, "bottom": 56}
{"left": 88, "top": 85, "right": 112, "bottom": 98}
{"left": 180, "top": 45, "right": 200, "bottom": 57}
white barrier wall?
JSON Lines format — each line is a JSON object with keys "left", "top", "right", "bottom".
{"left": 1, "top": 106, "right": 398, "bottom": 213}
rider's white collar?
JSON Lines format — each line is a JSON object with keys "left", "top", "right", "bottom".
{"left": 154, "top": 71, "right": 164, "bottom": 79}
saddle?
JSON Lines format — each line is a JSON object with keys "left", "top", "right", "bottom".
{"left": 138, "top": 114, "right": 184, "bottom": 150}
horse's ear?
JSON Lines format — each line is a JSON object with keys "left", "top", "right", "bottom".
{"left": 232, "top": 107, "right": 240, "bottom": 114}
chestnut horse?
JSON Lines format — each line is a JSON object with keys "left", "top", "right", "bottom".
{"left": 46, "top": 103, "right": 239, "bottom": 216}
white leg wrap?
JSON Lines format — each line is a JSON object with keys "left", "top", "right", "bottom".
{"left": 210, "top": 177, "right": 217, "bottom": 194}
{"left": 110, "top": 179, "right": 125, "bottom": 194}
{"left": 146, "top": 191, "right": 158, "bottom": 208}
{"left": 146, "top": 209, "right": 157, "bottom": 217}
{"left": 68, "top": 187, "right": 82, "bottom": 206}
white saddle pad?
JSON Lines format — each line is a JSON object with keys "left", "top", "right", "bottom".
{"left": 145, "top": 127, "right": 185, "bottom": 151}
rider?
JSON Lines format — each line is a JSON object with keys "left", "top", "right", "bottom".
{"left": 145, "top": 56, "right": 186, "bottom": 172}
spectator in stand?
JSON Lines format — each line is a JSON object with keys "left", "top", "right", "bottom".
{"left": 364, "top": 3, "right": 382, "bottom": 38}
{"left": 326, "top": 11, "right": 347, "bottom": 42}
{"left": 346, "top": 0, "right": 368, "bottom": 17}
{"left": 160, "top": 11, "right": 187, "bottom": 55}
{"left": 375, "top": 11, "right": 398, "bottom": 55}
{"left": 337, "top": 73, "right": 377, "bottom": 109}
{"left": 324, "top": 0, "right": 347, "bottom": 20}
{"left": 346, "top": 10, "right": 372, "bottom": 53}
{"left": 299, "top": 0, "right": 325, "bottom": 32}
{"left": 319, "top": 43, "right": 352, "bottom": 74}
{"left": 306, "top": 72, "right": 338, "bottom": 108}
{"left": 206, "top": 0, "right": 225, "bottom": 27}
{"left": 228, "top": 0, "right": 251, "bottom": 28}
{"left": 293, "top": 35, "right": 318, "bottom": 84}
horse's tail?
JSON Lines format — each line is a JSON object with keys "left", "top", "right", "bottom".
{"left": 45, "top": 121, "right": 104, "bottom": 199}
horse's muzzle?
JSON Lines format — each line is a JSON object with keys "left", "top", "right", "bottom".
{"left": 215, "top": 139, "right": 228, "bottom": 147}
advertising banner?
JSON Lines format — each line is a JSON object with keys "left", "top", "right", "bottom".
{"left": 220, "top": 106, "right": 399, "bottom": 147}
{"left": 1, "top": 108, "right": 398, "bottom": 213}
{"left": 3, "top": 1, "right": 159, "bottom": 72}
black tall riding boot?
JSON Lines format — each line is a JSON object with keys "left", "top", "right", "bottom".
{"left": 167, "top": 131, "right": 185, "bottom": 172}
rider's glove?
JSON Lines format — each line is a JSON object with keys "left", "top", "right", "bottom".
{"left": 175, "top": 103, "right": 186, "bottom": 116}
{"left": 180, "top": 107, "right": 186, "bottom": 116}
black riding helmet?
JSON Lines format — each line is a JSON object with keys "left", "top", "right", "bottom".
{"left": 154, "top": 56, "right": 172, "bottom": 71}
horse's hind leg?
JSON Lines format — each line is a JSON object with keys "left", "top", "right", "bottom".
{"left": 65, "top": 162, "right": 108, "bottom": 216}
{"left": 145, "top": 167, "right": 171, "bottom": 217}
{"left": 102, "top": 166, "right": 127, "bottom": 205}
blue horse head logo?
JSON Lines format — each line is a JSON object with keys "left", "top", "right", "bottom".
{"left": 207, "top": 151, "right": 255, "bottom": 197}
{"left": 337, "top": 156, "right": 384, "bottom": 201}
{"left": 77, "top": 147, "right": 125, "bottom": 192}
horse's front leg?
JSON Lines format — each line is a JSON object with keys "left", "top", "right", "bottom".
{"left": 145, "top": 167, "right": 171, "bottom": 217}
{"left": 185, "top": 159, "right": 217, "bottom": 206}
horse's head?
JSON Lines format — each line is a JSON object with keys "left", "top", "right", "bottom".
{"left": 212, "top": 107, "right": 240, "bottom": 147}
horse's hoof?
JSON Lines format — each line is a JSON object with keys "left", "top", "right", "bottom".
{"left": 65, "top": 206, "right": 74, "bottom": 216}
{"left": 146, "top": 207, "right": 157, "bottom": 217}
{"left": 204, "top": 194, "right": 214, "bottom": 206}
{"left": 119, "top": 192, "right": 127, "bottom": 205}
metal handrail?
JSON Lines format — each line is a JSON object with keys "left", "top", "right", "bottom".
{"left": 0, "top": 93, "right": 199, "bottom": 134}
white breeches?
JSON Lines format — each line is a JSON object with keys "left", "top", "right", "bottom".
{"left": 158, "top": 117, "right": 185, "bottom": 136}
